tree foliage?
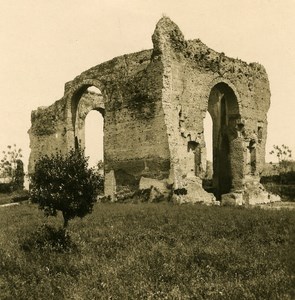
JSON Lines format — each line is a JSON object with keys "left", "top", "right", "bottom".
{"left": 270, "top": 144, "right": 293, "bottom": 173}
{"left": 13, "top": 159, "right": 25, "bottom": 191}
{"left": 269, "top": 144, "right": 294, "bottom": 184}
{"left": 30, "top": 148, "right": 102, "bottom": 228}
{"left": 0, "top": 144, "right": 24, "bottom": 191}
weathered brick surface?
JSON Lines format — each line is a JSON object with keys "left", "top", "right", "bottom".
{"left": 29, "top": 17, "right": 277, "bottom": 204}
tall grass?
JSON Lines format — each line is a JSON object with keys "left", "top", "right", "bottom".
{"left": 0, "top": 202, "right": 294, "bottom": 299}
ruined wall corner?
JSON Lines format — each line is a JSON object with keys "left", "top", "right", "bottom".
{"left": 152, "top": 16, "right": 186, "bottom": 57}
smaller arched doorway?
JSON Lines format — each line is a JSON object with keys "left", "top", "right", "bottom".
{"left": 207, "top": 82, "right": 241, "bottom": 199}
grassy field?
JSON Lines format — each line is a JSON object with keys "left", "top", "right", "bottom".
{"left": 0, "top": 202, "right": 294, "bottom": 299}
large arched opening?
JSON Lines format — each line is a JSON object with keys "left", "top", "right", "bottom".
{"left": 207, "top": 82, "right": 240, "bottom": 199}
{"left": 71, "top": 85, "right": 105, "bottom": 180}
{"left": 72, "top": 86, "right": 104, "bottom": 147}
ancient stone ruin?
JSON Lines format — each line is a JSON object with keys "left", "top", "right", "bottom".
{"left": 28, "top": 17, "right": 279, "bottom": 205}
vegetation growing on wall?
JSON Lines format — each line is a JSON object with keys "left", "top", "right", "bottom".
{"left": 129, "top": 93, "right": 156, "bottom": 119}
{"left": 31, "top": 100, "right": 66, "bottom": 136}
{"left": 31, "top": 108, "right": 58, "bottom": 135}
{"left": 125, "top": 72, "right": 156, "bottom": 120}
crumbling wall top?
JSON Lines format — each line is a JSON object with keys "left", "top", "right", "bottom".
{"left": 153, "top": 17, "right": 268, "bottom": 78}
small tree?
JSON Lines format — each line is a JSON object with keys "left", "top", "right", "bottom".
{"left": 0, "top": 144, "right": 24, "bottom": 190}
{"left": 12, "top": 159, "right": 25, "bottom": 191}
{"left": 30, "top": 148, "right": 101, "bottom": 228}
{"left": 269, "top": 144, "right": 293, "bottom": 183}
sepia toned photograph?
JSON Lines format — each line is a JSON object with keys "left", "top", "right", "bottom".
{"left": 0, "top": 0, "right": 294, "bottom": 299}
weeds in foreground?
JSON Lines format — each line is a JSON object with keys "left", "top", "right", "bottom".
{"left": 0, "top": 203, "right": 294, "bottom": 299}
{"left": 20, "top": 224, "right": 77, "bottom": 253}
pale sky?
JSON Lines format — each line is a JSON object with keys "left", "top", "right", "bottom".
{"left": 0, "top": 0, "right": 294, "bottom": 172}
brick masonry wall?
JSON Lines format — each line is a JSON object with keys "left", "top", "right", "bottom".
{"left": 29, "top": 17, "right": 275, "bottom": 204}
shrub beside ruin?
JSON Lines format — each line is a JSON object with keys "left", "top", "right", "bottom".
{"left": 30, "top": 148, "right": 102, "bottom": 228}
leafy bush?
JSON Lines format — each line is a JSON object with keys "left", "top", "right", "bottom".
{"left": 30, "top": 148, "right": 101, "bottom": 228}
{"left": 263, "top": 182, "right": 295, "bottom": 201}
{"left": 0, "top": 182, "right": 13, "bottom": 193}
{"left": 261, "top": 171, "right": 295, "bottom": 185}
{"left": 261, "top": 171, "right": 295, "bottom": 201}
